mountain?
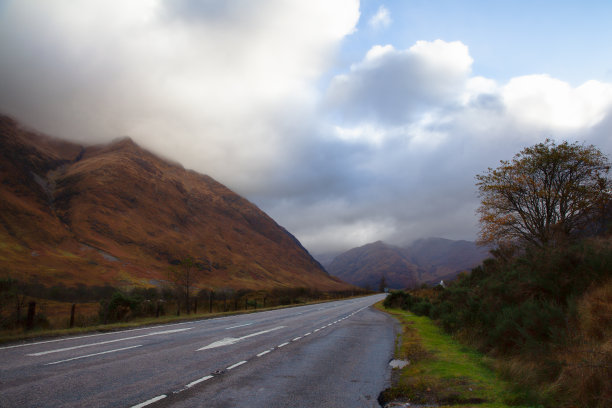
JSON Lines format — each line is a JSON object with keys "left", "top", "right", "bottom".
{"left": 325, "top": 238, "right": 489, "bottom": 289}
{"left": 0, "top": 115, "right": 348, "bottom": 291}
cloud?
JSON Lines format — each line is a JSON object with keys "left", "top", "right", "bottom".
{"left": 0, "top": 0, "right": 359, "bottom": 194}
{"left": 368, "top": 5, "right": 391, "bottom": 30}
{"left": 325, "top": 40, "right": 473, "bottom": 126}
{"left": 268, "top": 40, "right": 612, "bottom": 254}
{"left": 503, "top": 75, "right": 612, "bottom": 131}
{"left": 1, "top": 3, "right": 612, "bottom": 257}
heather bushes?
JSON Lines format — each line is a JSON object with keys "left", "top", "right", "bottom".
{"left": 396, "top": 240, "right": 611, "bottom": 356}
{"left": 385, "top": 238, "right": 612, "bottom": 407}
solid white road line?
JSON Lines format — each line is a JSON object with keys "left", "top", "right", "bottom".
{"left": 46, "top": 345, "right": 142, "bottom": 365}
{"left": 0, "top": 321, "right": 194, "bottom": 351}
{"left": 28, "top": 328, "right": 192, "bottom": 356}
{"left": 198, "top": 326, "right": 285, "bottom": 351}
{"left": 225, "top": 323, "right": 252, "bottom": 330}
{"left": 227, "top": 360, "right": 247, "bottom": 370}
{"left": 130, "top": 394, "right": 167, "bottom": 408}
{"left": 186, "top": 375, "right": 214, "bottom": 388}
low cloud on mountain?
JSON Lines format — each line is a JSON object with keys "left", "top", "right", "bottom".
{"left": 1, "top": 1, "right": 611, "bottom": 254}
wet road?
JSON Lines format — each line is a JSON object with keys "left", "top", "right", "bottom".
{"left": 0, "top": 294, "right": 396, "bottom": 407}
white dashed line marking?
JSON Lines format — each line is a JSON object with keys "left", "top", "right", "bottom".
{"left": 225, "top": 323, "right": 252, "bottom": 330}
{"left": 186, "top": 375, "right": 214, "bottom": 388}
{"left": 292, "top": 337, "right": 302, "bottom": 341}
{"left": 227, "top": 361, "right": 247, "bottom": 370}
{"left": 277, "top": 342, "right": 289, "bottom": 348}
{"left": 257, "top": 350, "right": 272, "bottom": 357}
{"left": 130, "top": 394, "right": 167, "bottom": 408}
{"left": 303, "top": 332, "right": 311, "bottom": 336}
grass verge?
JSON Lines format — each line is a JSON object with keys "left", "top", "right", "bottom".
{"left": 376, "top": 303, "right": 535, "bottom": 408}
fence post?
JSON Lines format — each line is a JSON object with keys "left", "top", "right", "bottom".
{"left": 194, "top": 299, "right": 197, "bottom": 314}
{"left": 209, "top": 291, "right": 213, "bottom": 313}
{"left": 26, "top": 301, "right": 36, "bottom": 330}
{"left": 70, "top": 304, "right": 76, "bottom": 328}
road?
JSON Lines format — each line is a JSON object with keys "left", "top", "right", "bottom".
{"left": 0, "top": 294, "right": 396, "bottom": 407}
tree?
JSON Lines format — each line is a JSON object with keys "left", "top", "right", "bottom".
{"left": 476, "top": 140, "right": 610, "bottom": 247}
{"left": 167, "top": 257, "right": 199, "bottom": 315}
{"left": 378, "top": 275, "right": 387, "bottom": 292}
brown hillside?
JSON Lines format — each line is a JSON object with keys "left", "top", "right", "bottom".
{"left": 0, "top": 115, "right": 348, "bottom": 291}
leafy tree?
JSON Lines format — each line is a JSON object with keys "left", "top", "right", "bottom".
{"left": 476, "top": 139, "right": 610, "bottom": 247}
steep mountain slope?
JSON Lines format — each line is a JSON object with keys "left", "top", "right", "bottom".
{"left": 326, "top": 239, "right": 489, "bottom": 289}
{"left": 0, "top": 115, "right": 348, "bottom": 291}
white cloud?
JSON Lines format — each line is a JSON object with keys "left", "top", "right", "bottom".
{"left": 368, "top": 5, "right": 391, "bottom": 30}
{"left": 503, "top": 75, "right": 612, "bottom": 131}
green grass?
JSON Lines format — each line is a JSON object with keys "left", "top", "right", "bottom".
{"left": 377, "top": 304, "right": 536, "bottom": 408}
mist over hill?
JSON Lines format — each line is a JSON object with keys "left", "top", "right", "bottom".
{"left": 0, "top": 115, "right": 349, "bottom": 292}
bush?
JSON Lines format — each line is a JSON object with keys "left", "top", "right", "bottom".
{"left": 411, "top": 300, "right": 432, "bottom": 317}
{"left": 383, "top": 290, "right": 413, "bottom": 310}
{"left": 99, "top": 291, "right": 144, "bottom": 323}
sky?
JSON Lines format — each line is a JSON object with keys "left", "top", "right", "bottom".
{"left": 1, "top": 0, "right": 612, "bottom": 256}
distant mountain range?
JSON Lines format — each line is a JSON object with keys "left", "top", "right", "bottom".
{"left": 0, "top": 114, "right": 348, "bottom": 291}
{"left": 323, "top": 238, "right": 490, "bottom": 289}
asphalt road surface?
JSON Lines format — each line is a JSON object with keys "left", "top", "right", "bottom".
{"left": 0, "top": 294, "right": 396, "bottom": 407}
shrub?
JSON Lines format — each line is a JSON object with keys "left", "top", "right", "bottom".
{"left": 411, "top": 300, "right": 432, "bottom": 317}
{"left": 99, "top": 291, "right": 144, "bottom": 323}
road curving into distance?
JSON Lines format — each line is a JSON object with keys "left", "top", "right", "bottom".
{"left": 0, "top": 294, "right": 396, "bottom": 408}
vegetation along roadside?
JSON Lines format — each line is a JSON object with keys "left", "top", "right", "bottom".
{"left": 376, "top": 301, "right": 532, "bottom": 408}
{"left": 376, "top": 139, "right": 611, "bottom": 408}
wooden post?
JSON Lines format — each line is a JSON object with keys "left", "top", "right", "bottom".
{"left": 209, "top": 291, "right": 213, "bottom": 313}
{"left": 156, "top": 301, "right": 160, "bottom": 318}
{"left": 69, "top": 304, "right": 76, "bottom": 328}
{"left": 194, "top": 299, "right": 197, "bottom": 314}
{"left": 26, "top": 301, "right": 36, "bottom": 330}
